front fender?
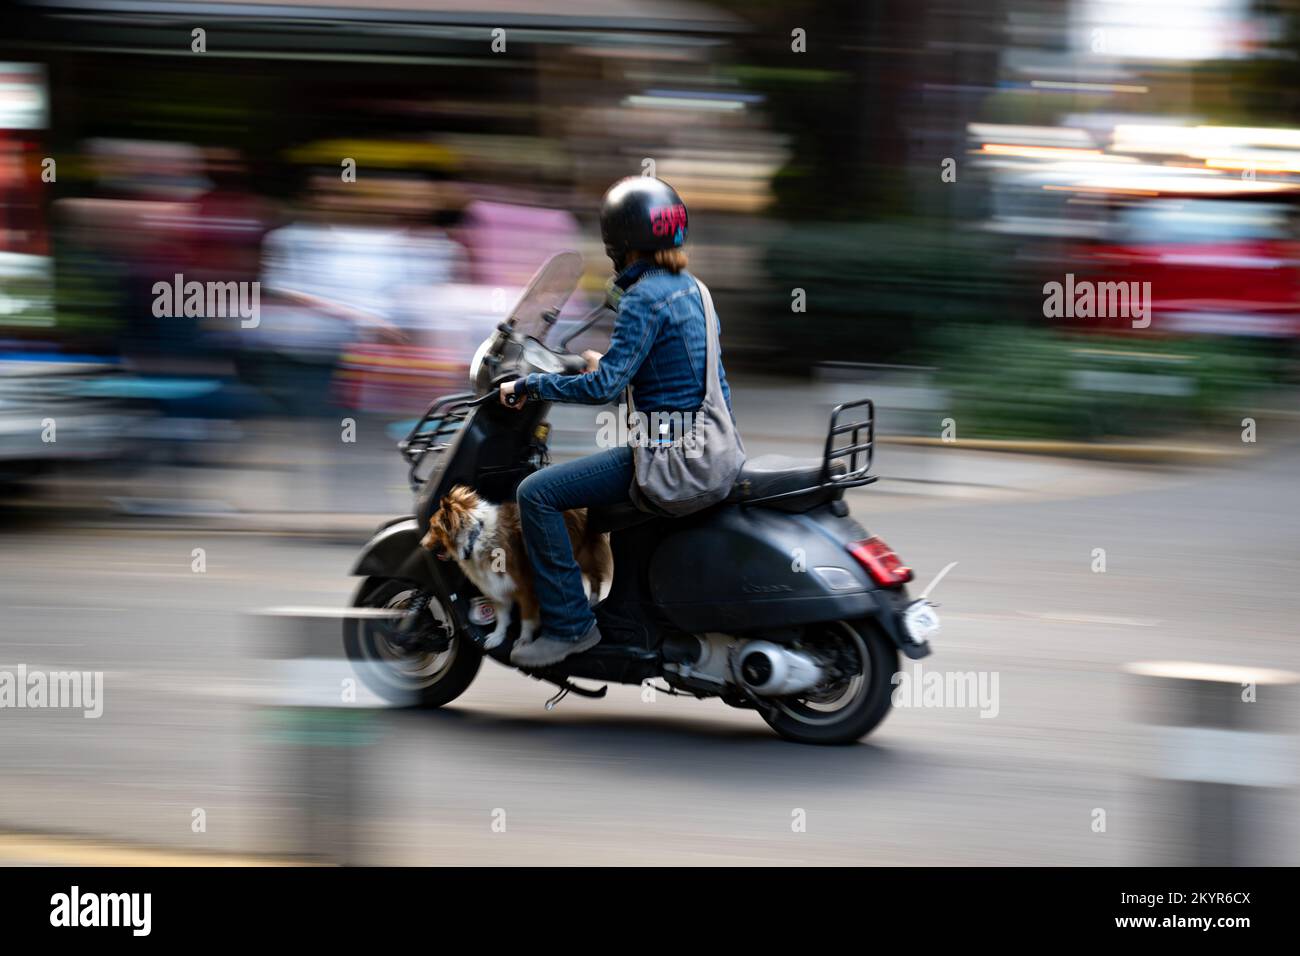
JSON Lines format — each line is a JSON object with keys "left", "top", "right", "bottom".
{"left": 350, "top": 517, "right": 440, "bottom": 585}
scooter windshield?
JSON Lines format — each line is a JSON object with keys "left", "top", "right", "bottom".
{"left": 507, "top": 250, "right": 584, "bottom": 345}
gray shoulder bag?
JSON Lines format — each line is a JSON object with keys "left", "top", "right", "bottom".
{"left": 627, "top": 278, "right": 746, "bottom": 516}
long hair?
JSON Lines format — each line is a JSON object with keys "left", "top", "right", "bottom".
{"left": 652, "top": 248, "right": 689, "bottom": 273}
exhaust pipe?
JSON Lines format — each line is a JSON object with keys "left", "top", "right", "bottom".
{"left": 734, "top": 641, "right": 825, "bottom": 696}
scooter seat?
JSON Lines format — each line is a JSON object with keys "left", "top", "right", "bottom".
{"left": 587, "top": 501, "right": 655, "bottom": 533}
{"left": 727, "top": 454, "right": 845, "bottom": 512}
{"left": 588, "top": 455, "right": 843, "bottom": 531}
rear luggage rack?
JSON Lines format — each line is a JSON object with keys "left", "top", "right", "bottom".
{"left": 824, "top": 397, "right": 876, "bottom": 488}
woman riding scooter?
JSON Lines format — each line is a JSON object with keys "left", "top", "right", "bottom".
{"left": 499, "top": 176, "right": 734, "bottom": 667}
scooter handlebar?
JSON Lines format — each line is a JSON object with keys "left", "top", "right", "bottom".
{"left": 470, "top": 347, "right": 587, "bottom": 407}
{"left": 554, "top": 351, "right": 589, "bottom": 376}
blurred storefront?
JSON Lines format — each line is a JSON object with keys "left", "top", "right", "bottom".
{"left": 0, "top": 0, "right": 800, "bottom": 431}
{"left": 2, "top": 0, "right": 779, "bottom": 332}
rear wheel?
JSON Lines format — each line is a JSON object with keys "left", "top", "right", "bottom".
{"left": 759, "top": 620, "right": 898, "bottom": 745}
{"left": 344, "top": 577, "right": 481, "bottom": 708}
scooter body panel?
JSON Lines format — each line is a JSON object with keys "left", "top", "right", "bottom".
{"left": 647, "top": 502, "right": 882, "bottom": 633}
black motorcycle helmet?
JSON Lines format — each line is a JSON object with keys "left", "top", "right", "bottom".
{"left": 599, "top": 176, "right": 688, "bottom": 269}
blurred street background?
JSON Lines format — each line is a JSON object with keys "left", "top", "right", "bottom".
{"left": 2, "top": 0, "right": 1300, "bottom": 865}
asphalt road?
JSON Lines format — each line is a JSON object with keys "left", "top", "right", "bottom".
{"left": 2, "top": 438, "right": 1299, "bottom": 865}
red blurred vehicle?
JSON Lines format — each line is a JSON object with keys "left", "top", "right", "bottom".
{"left": 1074, "top": 189, "right": 1300, "bottom": 338}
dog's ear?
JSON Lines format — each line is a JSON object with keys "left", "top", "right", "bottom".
{"left": 422, "top": 509, "right": 448, "bottom": 553}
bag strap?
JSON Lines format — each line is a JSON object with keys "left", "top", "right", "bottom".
{"left": 694, "top": 278, "right": 720, "bottom": 392}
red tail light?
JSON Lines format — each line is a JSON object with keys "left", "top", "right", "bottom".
{"left": 848, "top": 536, "right": 913, "bottom": 587}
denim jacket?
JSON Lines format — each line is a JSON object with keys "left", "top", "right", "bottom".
{"left": 521, "top": 265, "right": 732, "bottom": 414}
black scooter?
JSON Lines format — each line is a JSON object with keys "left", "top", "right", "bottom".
{"left": 343, "top": 252, "right": 938, "bottom": 744}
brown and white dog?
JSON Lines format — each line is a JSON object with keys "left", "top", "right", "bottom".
{"left": 421, "top": 485, "right": 613, "bottom": 651}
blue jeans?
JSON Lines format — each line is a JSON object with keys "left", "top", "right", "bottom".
{"left": 516, "top": 446, "right": 633, "bottom": 641}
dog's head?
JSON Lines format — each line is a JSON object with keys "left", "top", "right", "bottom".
{"left": 421, "top": 485, "right": 481, "bottom": 557}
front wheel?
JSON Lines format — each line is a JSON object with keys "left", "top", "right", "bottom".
{"left": 344, "top": 577, "right": 481, "bottom": 708}
{"left": 759, "top": 620, "right": 898, "bottom": 745}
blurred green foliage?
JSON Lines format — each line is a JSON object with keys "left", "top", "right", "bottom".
{"left": 760, "top": 221, "right": 1022, "bottom": 364}
{"left": 933, "top": 324, "right": 1284, "bottom": 440}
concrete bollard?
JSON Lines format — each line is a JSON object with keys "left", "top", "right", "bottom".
{"left": 253, "top": 607, "right": 412, "bottom": 865}
{"left": 1124, "top": 661, "right": 1299, "bottom": 865}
